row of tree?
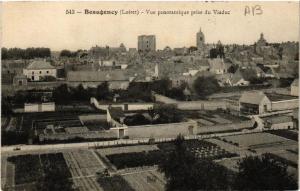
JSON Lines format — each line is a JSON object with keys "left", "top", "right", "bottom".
{"left": 159, "top": 135, "right": 297, "bottom": 191}
{"left": 2, "top": 47, "right": 51, "bottom": 59}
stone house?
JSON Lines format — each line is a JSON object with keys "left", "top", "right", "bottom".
{"left": 23, "top": 60, "right": 57, "bottom": 81}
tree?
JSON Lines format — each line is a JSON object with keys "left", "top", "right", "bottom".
{"left": 151, "top": 78, "right": 171, "bottom": 95}
{"left": 166, "top": 87, "right": 185, "bottom": 101}
{"left": 72, "top": 84, "right": 89, "bottom": 101}
{"left": 2, "top": 96, "right": 12, "bottom": 116}
{"left": 233, "top": 154, "right": 298, "bottom": 190}
{"left": 193, "top": 76, "right": 220, "bottom": 98}
{"left": 53, "top": 84, "right": 71, "bottom": 104}
{"left": 241, "top": 68, "right": 258, "bottom": 81}
{"left": 96, "top": 82, "right": 110, "bottom": 100}
{"left": 188, "top": 46, "right": 198, "bottom": 53}
{"left": 149, "top": 104, "right": 182, "bottom": 124}
{"left": 124, "top": 114, "right": 150, "bottom": 126}
{"left": 60, "top": 49, "right": 77, "bottom": 57}
{"left": 228, "top": 64, "right": 239, "bottom": 73}
{"left": 159, "top": 135, "right": 230, "bottom": 191}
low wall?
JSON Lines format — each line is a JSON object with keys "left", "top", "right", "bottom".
{"left": 90, "top": 97, "right": 154, "bottom": 111}
{"left": 127, "top": 120, "right": 197, "bottom": 139}
{"left": 24, "top": 102, "right": 55, "bottom": 112}
{"left": 79, "top": 114, "right": 106, "bottom": 121}
{"left": 269, "top": 122, "right": 294, "bottom": 130}
{"left": 153, "top": 93, "right": 178, "bottom": 104}
{"left": 41, "top": 103, "right": 55, "bottom": 112}
{"left": 153, "top": 93, "right": 227, "bottom": 110}
{"left": 177, "top": 101, "right": 227, "bottom": 110}
{"left": 197, "top": 120, "right": 254, "bottom": 134}
{"left": 271, "top": 100, "right": 299, "bottom": 111}
{"left": 39, "top": 130, "right": 117, "bottom": 141}
{"left": 24, "top": 103, "right": 39, "bottom": 112}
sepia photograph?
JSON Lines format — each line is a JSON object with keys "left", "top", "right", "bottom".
{"left": 1, "top": 1, "right": 299, "bottom": 190}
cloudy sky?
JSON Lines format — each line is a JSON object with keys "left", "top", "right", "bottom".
{"left": 2, "top": 1, "right": 299, "bottom": 51}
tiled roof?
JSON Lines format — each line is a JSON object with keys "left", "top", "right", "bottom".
{"left": 67, "top": 70, "right": 129, "bottom": 82}
{"left": 239, "top": 91, "right": 268, "bottom": 105}
{"left": 27, "top": 60, "right": 55, "bottom": 70}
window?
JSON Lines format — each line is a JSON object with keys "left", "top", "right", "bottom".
{"left": 39, "top": 71, "right": 42, "bottom": 74}
{"left": 32, "top": 71, "right": 34, "bottom": 74}
{"left": 46, "top": 71, "right": 49, "bottom": 74}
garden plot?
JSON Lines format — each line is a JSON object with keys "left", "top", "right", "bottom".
{"left": 63, "top": 150, "right": 106, "bottom": 177}
{"left": 3, "top": 153, "right": 71, "bottom": 190}
{"left": 105, "top": 140, "right": 238, "bottom": 170}
{"left": 222, "top": 133, "right": 296, "bottom": 148}
{"left": 72, "top": 176, "right": 103, "bottom": 191}
{"left": 212, "top": 115, "right": 232, "bottom": 124}
{"left": 63, "top": 150, "right": 105, "bottom": 191}
{"left": 254, "top": 143, "right": 298, "bottom": 154}
{"left": 197, "top": 118, "right": 215, "bottom": 126}
{"left": 158, "top": 140, "right": 238, "bottom": 160}
{"left": 122, "top": 170, "right": 166, "bottom": 191}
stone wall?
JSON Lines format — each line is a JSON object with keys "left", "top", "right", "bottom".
{"left": 127, "top": 120, "right": 197, "bottom": 138}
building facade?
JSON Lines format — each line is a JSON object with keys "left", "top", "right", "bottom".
{"left": 138, "top": 35, "right": 156, "bottom": 52}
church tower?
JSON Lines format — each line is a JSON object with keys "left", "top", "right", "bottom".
{"left": 196, "top": 28, "right": 205, "bottom": 50}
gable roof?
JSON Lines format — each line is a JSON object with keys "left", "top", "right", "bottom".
{"left": 231, "top": 70, "right": 245, "bottom": 85}
{"left": 67, "top": 70, "right": 129, "bottom": 82}
{"left": 239, "top": 91, "right": 269, "bottom": 105}
{"left": 27, "top": 60, "right": 55, "bottom": 70}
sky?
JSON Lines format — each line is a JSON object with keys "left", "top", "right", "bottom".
{"left": 1, "top": 1, "right": 299, "bottom": 51}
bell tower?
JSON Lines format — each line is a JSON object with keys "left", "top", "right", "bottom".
{"left": 196, "top": 28, "right": 205, "bottom": 50}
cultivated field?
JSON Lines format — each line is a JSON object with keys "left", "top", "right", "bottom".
{"left": 63, "top": 149, "right": 106, "bottom": 191}
{"left": 2, "top": 153, "right": 71, "bottom": 191}
{"left": 222, "top": 133, "right": 297, "bottom": 148}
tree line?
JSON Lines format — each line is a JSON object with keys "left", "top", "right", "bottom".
{"left": 2, "top": 47, "right": 51, "bottom": 60}
{"left": 159, "top": 135, "right": 298, "bottom": 191}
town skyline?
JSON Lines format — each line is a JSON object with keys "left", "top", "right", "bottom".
{"left": 2, "top": 1, "right": 299, "bottom": 51}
